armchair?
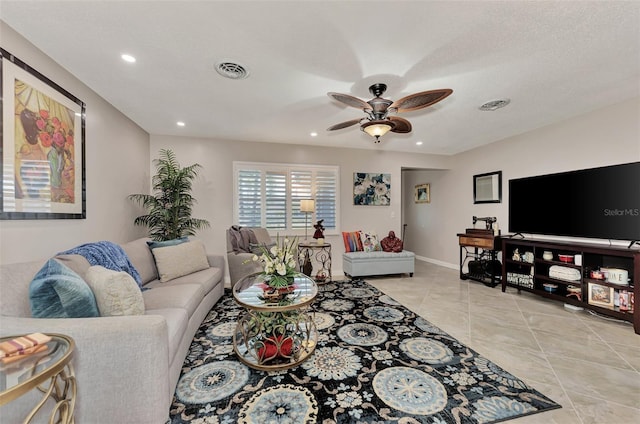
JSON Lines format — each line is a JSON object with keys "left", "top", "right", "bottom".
{"left": 226, "top": 227, "right": 273, "bottom": 286}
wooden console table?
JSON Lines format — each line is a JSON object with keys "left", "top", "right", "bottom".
{"left": 458, "top": 229, "right": 502, "bottom": 287}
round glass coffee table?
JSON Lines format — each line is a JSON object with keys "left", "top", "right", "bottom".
{"left": 0, "top": 333, "right": 76, "bottom": 423}
{"left": 233, "top": 272, "right": 318, "bottom": 371}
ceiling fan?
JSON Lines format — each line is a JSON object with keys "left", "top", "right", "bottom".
{"left": 327, "top": 83, "right": 453, "bottom": 143}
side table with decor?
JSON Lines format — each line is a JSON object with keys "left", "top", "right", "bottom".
{"left": 0, "top": 333, "right": 76, "bottom": 423}
{"left": 297, "top": 241, "right": 332, "bottom": 283}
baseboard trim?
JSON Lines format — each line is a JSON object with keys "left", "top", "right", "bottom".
{"left": 415, "top": 255, "right": 458, "bottom": 271}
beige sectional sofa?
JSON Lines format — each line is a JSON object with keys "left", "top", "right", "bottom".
{"left": 0, "top": 237, "right": 225, "bottom": 424}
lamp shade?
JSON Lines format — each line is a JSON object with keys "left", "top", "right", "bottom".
{"left": 300, "top": 199, "right": 315, "bottom": 213}
{"left": 362, "top": 120, "right": 395, "bottom": 138}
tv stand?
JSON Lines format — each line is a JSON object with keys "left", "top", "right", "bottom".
{"left": 502, "top": 238, "right": 640, "bottom": 335}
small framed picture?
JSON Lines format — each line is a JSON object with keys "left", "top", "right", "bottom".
{"left": 618, "top": 290, "right": 631, "bottom": 312}
{"left": 414, "top": 183, "right": 430, "bottom": 203}
{"left": 588, "top": 283, "right": 614, "bottom": 309}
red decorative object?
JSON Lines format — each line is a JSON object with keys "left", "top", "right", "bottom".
{"left": 257, "top": 335, "right": 293, "bottom": 361}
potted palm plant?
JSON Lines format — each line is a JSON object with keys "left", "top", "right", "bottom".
{"left": 129, "top": 149, "right": 210, "bottom": 241}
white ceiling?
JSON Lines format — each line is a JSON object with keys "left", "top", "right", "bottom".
{"left": 1, "top": 1, "right": 639, "bottom": 155}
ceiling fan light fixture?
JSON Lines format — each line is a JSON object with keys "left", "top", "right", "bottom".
{"left": 362, "top": 120, "right": 395, "bottom": 141}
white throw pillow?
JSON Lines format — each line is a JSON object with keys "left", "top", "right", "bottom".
{"left": 360, "top": 231, "right": 381, "bottom": 252}
{"left": 151, "top": 240, "right": 210, "bottom": 282}
{"left": 84, "top": 266, "right": 145, "bottom": 316}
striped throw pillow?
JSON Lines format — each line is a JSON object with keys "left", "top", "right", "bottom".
{"left": 342, "top": 231, "right": 364, "bottom": 252}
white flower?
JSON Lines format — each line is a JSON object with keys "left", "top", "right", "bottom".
{"left": 375, "top": 183, "right": 388, "bottom": 196}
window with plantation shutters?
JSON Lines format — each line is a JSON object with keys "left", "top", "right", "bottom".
{"left": 233, "top": 162, "right": 339, "bottom": 234}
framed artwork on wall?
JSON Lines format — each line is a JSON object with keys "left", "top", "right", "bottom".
{"left": 353, "top": 172, "right": 390, "bottom": 206}
{"left": 1, "top": 48, "right": 86, "bottom": 220}
{"left": 415, "top": 183, "right": 430, "bottom": 203}
{"left": 473, "top": 170, "right": 502, "bottom": 204}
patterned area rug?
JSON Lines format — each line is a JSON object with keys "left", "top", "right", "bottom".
{"left": 169, "top": 280, "right": 560, "bottom": 423}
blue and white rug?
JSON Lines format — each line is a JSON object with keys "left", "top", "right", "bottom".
{"left": 170, "top": 279, "right": 560, "bottom": 423}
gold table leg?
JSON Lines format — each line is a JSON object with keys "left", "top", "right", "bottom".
{"left": 24, "top": 363, "right": 76, "bottom": 424}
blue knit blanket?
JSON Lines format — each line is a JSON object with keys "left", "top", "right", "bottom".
{"left": 59, "top": 241, "right": 142, "bottom": 287}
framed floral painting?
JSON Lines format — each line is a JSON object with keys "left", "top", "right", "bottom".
{"left": 353, "top": 172, "right": 390, "bottom": 206}
{"left": 1, "top": 48, "right": 86, "bottom": 219}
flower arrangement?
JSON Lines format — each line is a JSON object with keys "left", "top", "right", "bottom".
{"left": 252, "top": 235, "right": 298, "bottom": 288}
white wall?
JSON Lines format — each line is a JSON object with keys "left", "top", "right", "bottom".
{"left": 0, "top": 22, "right": 151, "bottom": 264}
{"left": 403, "top": 97, "right": 640, "bottom": 269}
{"left": 150, "top": 135, "right": 451, "bottom": 274}
{"left": 3, "top": 17, "right": 636, "bottom": 275}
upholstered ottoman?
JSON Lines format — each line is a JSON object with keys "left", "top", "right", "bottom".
{"left": 343, "top": 250, "right": 415, "bottom": 278}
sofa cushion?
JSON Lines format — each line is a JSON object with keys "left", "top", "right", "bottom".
{"left": 0, "top": 260, "right": 48, "bottom": 317}
{"left": 85, "top": 266, "right": 145, "bottom": 316}
{"left": 29, "top": 258, "right": 100, "bottom": 318}
{"left": 144, "top": 266, "right": 222, "bottom": 295}
{"left": 251, "top": 227, "right": 272, "bottom": 245}
{"left": 151, "top": 240, "right": 210, "bottom": 282}
{"left": 120, "top": 238, "right": 159, "bottom": 284}
{"left": 145, "top": 307, "right": 188, "bottom": 364}
{"left": 142, "top": 284, "right": 204, "bottom": 317}
{"left": 342, "top": 231, "right": 364, "bottom": 252}
{"left": 53, "top": 254, "right": 91, "bottom": 278}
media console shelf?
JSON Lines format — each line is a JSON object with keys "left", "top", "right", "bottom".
{"left": 501, "top": 238, "right": 639, "bottom": 335}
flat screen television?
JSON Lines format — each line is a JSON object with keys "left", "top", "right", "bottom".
{"left": 508, "top": 162, "right": 640, "bottom": 242}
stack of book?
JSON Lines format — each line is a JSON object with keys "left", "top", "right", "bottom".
{"left": 0, "top": 333, "right": 51, "bottom": 364}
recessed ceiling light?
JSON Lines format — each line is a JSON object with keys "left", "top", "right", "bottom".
{"left": 121, "top": 54, "right": 136, "bottom": 63}
{"left": 176, "top": 121, "right": 185, "bottom": 127}
{"left": 479, "top": 99, "right": 510, "bottom": 111}
{"left": 416, "top": 141, "right": 423, "bottom": 146}
{"left": 310, "top": 132, "right": 318, "bottom": 137}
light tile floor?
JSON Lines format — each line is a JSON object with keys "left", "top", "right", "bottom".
{"left": 363, "top": 260, "right": 640, "bottom": 424}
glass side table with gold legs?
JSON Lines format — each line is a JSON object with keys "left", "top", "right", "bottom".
{"left": 233, "top": 273, "right": 318, "bottom": 371}
{"left": 0, "top": 334, "right": 76, "bottom": 424}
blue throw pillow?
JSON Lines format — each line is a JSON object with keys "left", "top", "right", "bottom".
{"left": 29, "top": 258, "right": 100, "bottom": 318}
{"left": 146, "top": 237, "right": 189, "bottom": 250}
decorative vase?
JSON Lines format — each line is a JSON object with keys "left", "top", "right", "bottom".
{"left": 543, "top": 251, "right": 553, "bottom": 261}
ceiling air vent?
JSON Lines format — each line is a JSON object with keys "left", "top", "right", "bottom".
{"left": 479, "top": 99, "right": 510, "bottom": 111}
{"left": 215, "top": 61, "right": 249, "bottom": 80}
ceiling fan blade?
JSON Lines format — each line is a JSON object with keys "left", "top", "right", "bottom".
{"left": 327, "top": 118, "right": 363, "bottom": 131}
{"left": 328, "top": 92, "right": 373, "bottom": 111}
{"left": 390, "top": 88, "right": 453, "bottom": 113}
{"left": 389, "top": 116, "right": 412, "bottom": 133}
